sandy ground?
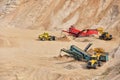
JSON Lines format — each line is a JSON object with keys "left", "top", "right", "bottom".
{"left": 0, "top": 27, "right": 119, "bottom": 80}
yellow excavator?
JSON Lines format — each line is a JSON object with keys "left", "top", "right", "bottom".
{"left": 97, "top": 27, "right": 112, "bottom": 40}
{"left": 38, "top": 32, "right": 56, "bottom": 41}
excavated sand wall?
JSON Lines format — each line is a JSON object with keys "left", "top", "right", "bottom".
{"left": 0, "top": 0, "right": 120, "bottom": 32}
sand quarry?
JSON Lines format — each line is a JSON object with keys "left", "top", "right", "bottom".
{"left": 0, "top": 0, "right": 120, "bottom": 80}
{"left": 0, "top": 27, "right": 119, "bottom": 80}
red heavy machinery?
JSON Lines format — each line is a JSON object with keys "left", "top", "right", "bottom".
{"left": 62, "top": 26, "right": 98, "bottom": 37}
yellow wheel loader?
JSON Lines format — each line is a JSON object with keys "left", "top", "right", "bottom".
{"left": 97, "top": 27, "right": 112, "bottom": 40}
{"left": 99, "top": 32, "right": 112, "bottom": 40}
{"left": 38, "top": 32, "right": 55, "bottom": 41}
{"left": 87, "top": 55, "right": 101, "bottom": 69}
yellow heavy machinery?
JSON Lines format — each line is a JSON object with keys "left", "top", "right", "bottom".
{"left": 97, "top": 27, "right": 112, "bottom": 40}
{"left": 60, "top": 43, "right": 108, "bottom": 69}
{"left": 38, "top": 32, "right": 55, "bottom": 41}
{"left": 87, "top": 48, "right": 109, "bottom": 69}
{"left": 87, "top": 55, "right": 101, "bottom": 69}
{"left": 94, "top": 48, "right": 109, "bottom": 62}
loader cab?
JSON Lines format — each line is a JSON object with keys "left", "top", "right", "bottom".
{"left": 89, "top": 56, "right": 97, "bottom": 60}
{"left": 43, "top": 32, "right": 49, "bottom": 37}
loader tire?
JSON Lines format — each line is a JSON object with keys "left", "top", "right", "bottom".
{"left": 98, "top": 61, "right": 101, "bottom": 67}
{"left": 87, "top": 66, "right": 90, "bottom": 69}
{"left": 49, "top": 36, "right": 55, "bottom": 41}
{"left": 52, "top": 36, "right": 55, "bottom": 40}
{"left": 49, "top": 37, "right": 53, "bottom": 41}
{"left": 41, "top": 38, "right": 45, "bottom": 41}
{"left": 99, "top": 36, "right": 103, "bottom": 40}
{"left": 109, "top": 35, "right": 112, "bottom": 40}
{"left": 93, "top": 64, "right": 97, "bottom": 69}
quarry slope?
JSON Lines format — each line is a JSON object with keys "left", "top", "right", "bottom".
{"left": 0, "top": 0, "right": 120, "bottom": 31}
